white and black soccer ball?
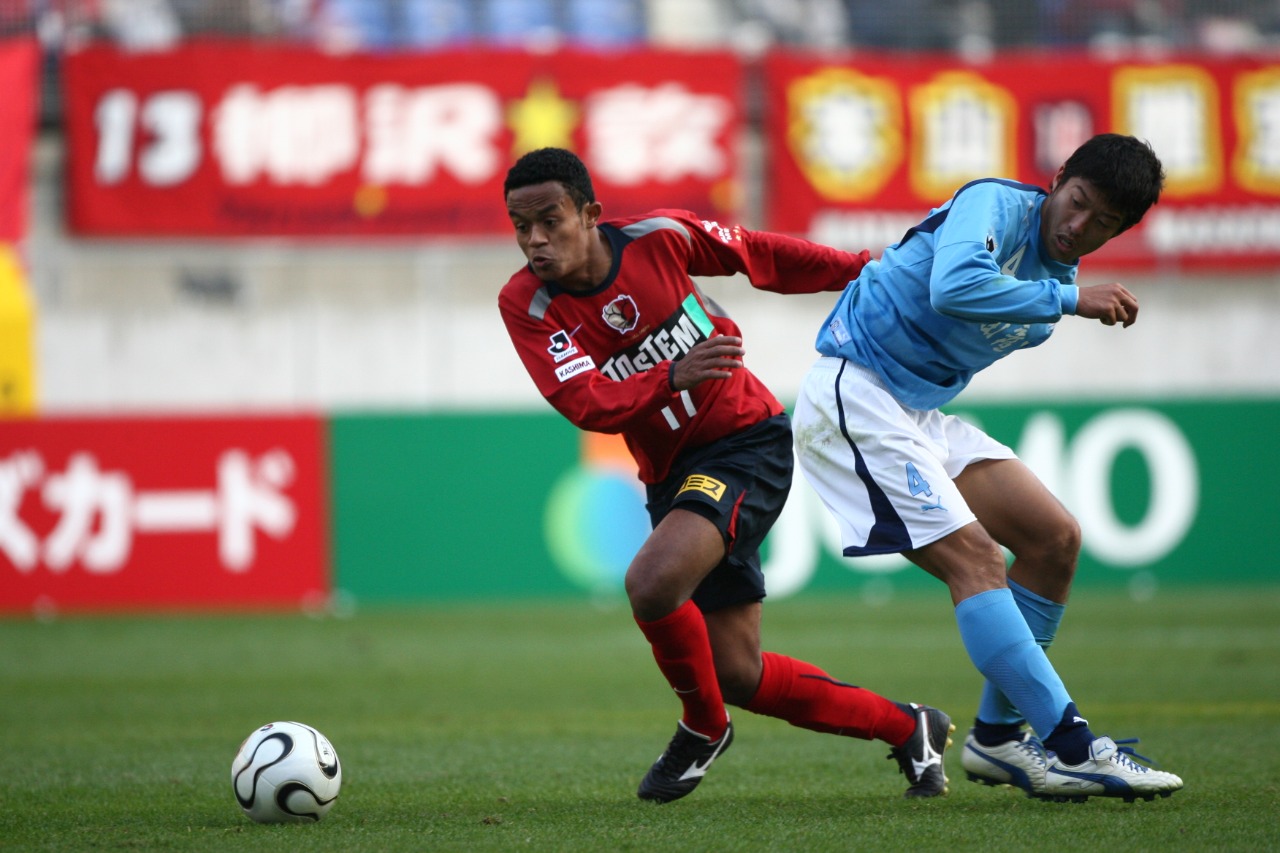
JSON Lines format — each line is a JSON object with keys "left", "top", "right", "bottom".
{"left": 231, "top": 721, "right": 342, "bottom": 823}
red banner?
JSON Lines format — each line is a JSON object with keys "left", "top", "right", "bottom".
{"left": 0, "top": 415, "right": 330, "bottom": 614}
{"left": 765, "top": 50, "right": 1280, "bottom": 269}
{"left": 0, "top": 39, "right": 38, "bottom": 243}
{"left": 63, "top": 42, "right": 743, "bottom": 237}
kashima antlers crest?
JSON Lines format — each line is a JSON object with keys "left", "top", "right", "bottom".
{"left": 601, "top": 295, "right": 639, "bottom": 333}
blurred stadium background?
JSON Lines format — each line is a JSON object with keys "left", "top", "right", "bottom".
{"left": 1, "top": 0, "right": 1278, "bottom": 614}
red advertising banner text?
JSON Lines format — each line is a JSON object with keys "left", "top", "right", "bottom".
{"left": 0, "top": 39, "right": 38, "bottom": 243}
{"left": 63, "top": 43, "right": 742, "bottom": 237}
{"left": 765, "top": 50, "right": 1280, "bottom": 269}
{"left": 0, "top": 415, "right": 330, "bottom": 613}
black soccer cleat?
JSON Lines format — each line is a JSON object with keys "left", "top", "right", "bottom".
{"left": 637, "top": 720, "right": 734, "bottom": 803}
{"left": 887, "top": 703, "right": 955, "bottom": 798}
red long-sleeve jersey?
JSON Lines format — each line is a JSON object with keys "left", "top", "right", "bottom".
{"left": 499, "top": 209, "right": 869, "bottom": 484}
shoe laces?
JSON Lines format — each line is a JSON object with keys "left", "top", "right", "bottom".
{"left": 1109, "top": 738, "right": 1158, "bottom": 772}
{"left": 885, "top": 741, "right": 915, "bottom": 776}
{"left": 1014, "top": 734, "right": 1048, "bottom": 764}
{"left": 886, "top": 749, "right": 916, "bottom": 780}
{"left": 660, "top": 731, "right": 701, "bottom": 767}
{"left": 886, "top": 741, "right": 935, "bottom": 782}
{"left": 658, "top": 723, "right": 724, "bottom": 770}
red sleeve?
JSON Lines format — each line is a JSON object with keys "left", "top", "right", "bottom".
{"left": 499, "top": 284, "right": 680, "bottom": 435}
{"left": 735, "top": 229, "right": 871, "bottom": 294}
{"left": 662, "top": 211, "right": 870, "bottom": 294}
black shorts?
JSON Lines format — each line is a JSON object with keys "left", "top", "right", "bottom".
{"left": 645, "top": 413, "right": 793, "bottom": 613}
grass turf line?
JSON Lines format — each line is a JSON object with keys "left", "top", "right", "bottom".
{"left": 1, "top": 587, "right": 1277, "bottom": 852}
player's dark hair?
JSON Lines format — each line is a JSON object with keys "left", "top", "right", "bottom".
{"left": 1059, "top": 133, "right": 1164, "bottom": 232}
{"left": 503, "top": 148, "right": 596, "bottom": 210}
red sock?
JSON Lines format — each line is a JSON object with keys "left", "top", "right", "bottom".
{"left": 635, "top": 600, "right": 727, "bottom": 740}
{"left": 745, "top": 652, "right": 915, "bottom": 745}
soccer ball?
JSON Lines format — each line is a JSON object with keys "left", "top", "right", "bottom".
{"left": 231, "top": 721, "right": 342, "bottom": 823}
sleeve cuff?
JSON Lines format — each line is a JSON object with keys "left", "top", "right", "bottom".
{"left": 1060, "top": 283, "right": 1079, "bottom": 315}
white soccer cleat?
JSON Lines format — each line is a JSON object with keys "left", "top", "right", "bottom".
{"left": 961, "top": 729, "right": 1048, "bottom": 797}
{"left": 1044, "top": 736, "right": 1184, "bottom": 803}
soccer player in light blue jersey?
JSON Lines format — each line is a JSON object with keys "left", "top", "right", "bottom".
{"left": 793, "top": 134, "right": 1184, "bottom": 803}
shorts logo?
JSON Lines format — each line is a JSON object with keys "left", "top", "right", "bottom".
{"left": 547, "top": 329, "right": 579, "bottom": 363}
{"left": 602, "top": 294, "right": 639, "bottom": 334}
{"left": 676, "top": 474, "right": 726, "bottom": 501}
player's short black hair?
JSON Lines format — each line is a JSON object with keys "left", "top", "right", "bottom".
{"left": 503, "top": 148, "right": 596, "bottom": 210}
{"left": 1059, "top": 133, "right": 1165, "bottom": 232}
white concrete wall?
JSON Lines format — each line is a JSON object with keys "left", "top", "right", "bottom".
{"left": 27, "top": 134, "right": 1280, "bottom": 414}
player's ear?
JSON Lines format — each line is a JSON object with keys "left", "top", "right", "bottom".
{"left": 1048, "top": 166, "right": 1066, "bottom": 193}
{"left": 584, "top": 201, "right": 603, "bottom": 228}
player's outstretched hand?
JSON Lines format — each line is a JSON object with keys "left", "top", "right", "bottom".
{"left": 1075, "top": 282, "right": 1139, "bottom": 328}
{"left": 670, "top": 335, "right": 745, "bottom": 391}
{"left": 1075, "top": 284, "right": 1136, "bottom": 326}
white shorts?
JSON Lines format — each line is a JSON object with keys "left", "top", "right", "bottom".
{"left": 793, "top": 357, "right": 1016, "bottom": 556}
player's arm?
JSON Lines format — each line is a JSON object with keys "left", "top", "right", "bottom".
{"left": 929, "top": 187, "right": 1079, "bottom": 324}
{"left": 663, "top": 210, "right": 870, "bottom": 294}
{"left": 499, "top": 296, "right": 716, "bottom": 434}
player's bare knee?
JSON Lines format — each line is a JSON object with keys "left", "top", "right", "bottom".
{"left": 625, "top": 575, "right": 669, "bottom": 622}
{"left": 1056, "top": 514, "right": 1082, "bottom": 561}
{"left": 1017, "top": 514, "right": 1081, "bottom": 581}
{"left": 625, "top": 562, "right": 693, "bottom": 622}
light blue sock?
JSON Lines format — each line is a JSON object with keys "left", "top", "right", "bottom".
{"left": 977, "top": 579, "right": 1067, "bottom": 727}
{"left": 955, "top": 588, "right": 1070, "bottom": 739}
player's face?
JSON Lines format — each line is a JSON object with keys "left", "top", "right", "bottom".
{"left": 506, "top": 181, "right": 602, "bottom": 289}
{"left": 1040, "top": 172, "right": 1126, "bottom": 263}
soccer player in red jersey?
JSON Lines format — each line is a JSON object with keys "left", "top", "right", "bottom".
{"left": 498, "top": 147, "right": 953, "bottom": 803}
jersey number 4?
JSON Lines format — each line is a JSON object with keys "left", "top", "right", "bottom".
{"left": 905, "top": 462, "right": 945, "bottom": 512}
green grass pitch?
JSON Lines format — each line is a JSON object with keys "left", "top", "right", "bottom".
{"left": 2, "top": 586, "right": 1278, "bottom": 852}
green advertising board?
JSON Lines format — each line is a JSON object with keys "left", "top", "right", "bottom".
{"left": 329, "top": 398, "right": 1280, "bottom": 604}
{"left": 329, "top": 411, "right": 582, "bottom": 601}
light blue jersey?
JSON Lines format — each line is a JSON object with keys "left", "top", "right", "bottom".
{"left": 816, "top": 179, "right": 1081, "bottom": 410}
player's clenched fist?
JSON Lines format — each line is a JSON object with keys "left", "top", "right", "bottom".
{"left": 1075, "top": 282, "right": 1139, "bottom": 328}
